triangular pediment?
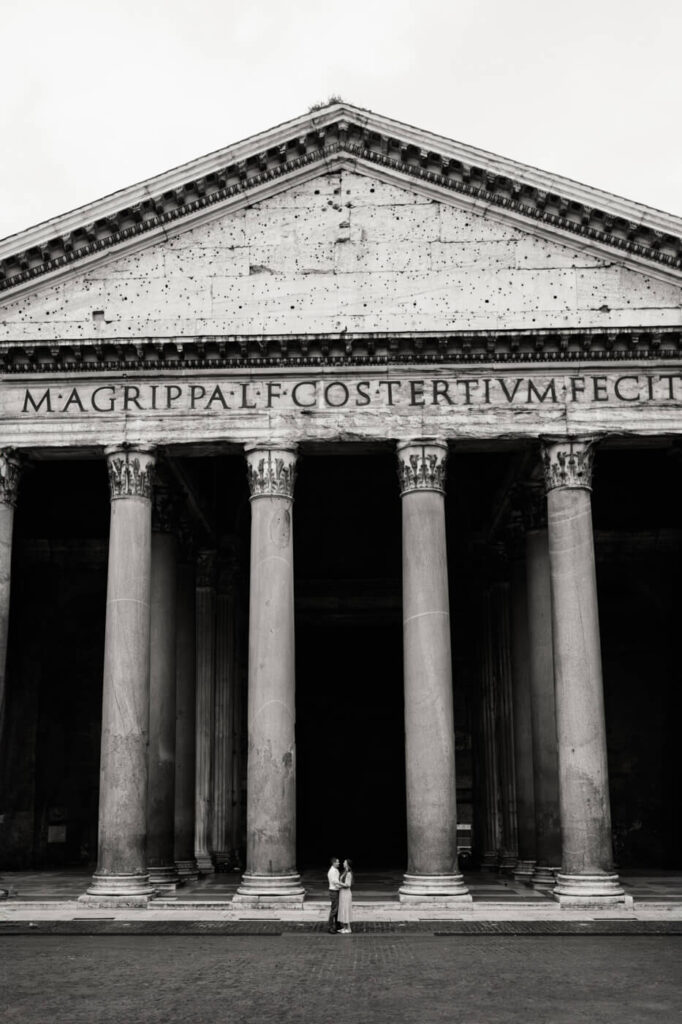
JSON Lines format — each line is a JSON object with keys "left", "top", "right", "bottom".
{"left": 1, "top": 168, "right": 680, "bottom": 351}
{"left": 2, "top": 103, "right": 682, "bottom": 304}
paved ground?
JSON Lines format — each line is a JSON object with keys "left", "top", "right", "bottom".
{"left": 2, "top": 933, "right": 680, "bottom": 1023}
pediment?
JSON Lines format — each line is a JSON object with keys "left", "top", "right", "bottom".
{"left": 2, "top": 103, "right": 682, "bottom": 306}
{"left": 1, "top": 168, "right": 681, "bottom": 355}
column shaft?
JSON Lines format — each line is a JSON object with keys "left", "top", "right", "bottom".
{"left": 229, "top": 598, "right": 246, "bottom": 867}
{"left": 526, "top": 528, "right": 562, "bottom": 888}
{"left": 491, "top": 582, "right": 518, "bottom": 871}
{"left": 174, "top": 559, "right": 198, "bottom": 880}
{"left": 85, "top": 446, "right": 155, "bottom": 901}
{"left": 236, "top": 446, "right": 303, "bottom": 902}
{"left": 0, "top": 452, "right": 20, "bottom": 751}
{"left": 543, "top": 440, "right": 626, "bottom": 905}
{"left": 397, "top": 440, "right": 470, "bottom": 902}
{"left": 509, "top": 552, "right": 537, "bottom": 882}
{"left": 194, "top": 550, "right": 216, "bottom": 874}
{"left": 212, "top": 554, "right": 237, "bottom": 867}
{"left": 147, "top": 528, "right": 179, "bottom": 889}
{"left": 479, "top": 593, "right": 501, "bottom": 869}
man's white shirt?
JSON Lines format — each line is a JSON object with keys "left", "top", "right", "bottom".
{"left": 328, "top": 865, "right": 341, "bottom": 890}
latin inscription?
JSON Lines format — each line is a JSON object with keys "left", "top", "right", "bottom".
{"left": 17, "top": 373, "right": 682, "bottom": 416}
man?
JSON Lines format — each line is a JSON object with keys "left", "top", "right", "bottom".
{"left": 327, "top": 856, "right": 342, "bottom": 934}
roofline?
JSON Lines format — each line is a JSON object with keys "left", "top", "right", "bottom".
{"left": 1, "top": 103, "right": 681, "bottom": 289}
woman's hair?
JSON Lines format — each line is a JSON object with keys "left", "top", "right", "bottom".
{"left": 344, "top": 859, "right": 353, "bottom": 870}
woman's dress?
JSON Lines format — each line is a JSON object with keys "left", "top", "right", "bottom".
{"left": 338, "top": 871, "right": 353, "bottom": 925}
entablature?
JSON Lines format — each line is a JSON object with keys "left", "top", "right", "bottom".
{"left": 1, "top": 327, "right": 681, "bottom": 373}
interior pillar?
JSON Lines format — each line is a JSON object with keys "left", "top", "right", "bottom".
{"left": 174, "top": 553, "right": 198, "bottom": 881}
{"left": 211, "top": 545, "right": 238, "bottom": 868}
{"left": 83, "top": 445, "right": 155, "bottom": 902}
{"left": 525, "top": 510, "right": 562, "bottom": 889}
{"left": 508, "top": 530, "right": 537, "bottom": 883}
{"left": 235, "top": 444, "right": 303, "bottom": 904}
{"left": 479, "top": 590, "right": 501, "bottom": 869}
{"left": 491, "top": 579, "right": 519, "bottom": 872}
{"left": 147, "top": 483, "right": 180, "bottom": 891}
{"left": 194, "top": 549, "right": 217, "bottom": 874}
{"left": 397, "top": 439, "right": 471, "bottom": 903}
{"left": 542, "top": 439, "right": 628, "bottom": 907}
{"left": 229, "top": 581, "right": 246, "bottom": 870}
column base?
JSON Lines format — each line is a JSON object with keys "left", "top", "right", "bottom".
{"left": 553, "top": 872, "right": 633, "bottom": 908}
{"left": 81, "top": 872, "right": 154, "bottom": 905}
{"left": 196, "top": 855, "right": 215, "bottom": 875}
{"left": 212, "top": 850, "right": 239, "bottom": 873}
{"left": 176, "top": 859, "right": 200, "bottom": 882}
{"left": 148, "top": 865, "right": 181, "bottom": 891}
{"left": 233, "top": 872, "right": 305, "bottom": 908}
{"left": 513, "top": 860, "right": 536, "bottom": 884}
{"left": 530, "top": 864, "right": 559, "bottom": 890}
{"left": 399, "top": 873, "right": 472, "bottom": 904}
{"left": 499, "top": 853, "right": 518, "bottom": 874}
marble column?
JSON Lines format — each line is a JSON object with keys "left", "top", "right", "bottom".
{"left": 491, "top": 581, "right": 518, "bottom": 872}
{"left": 211, "top": 546, "right": 238, "bottom": 868}
{"left": 508, "top": 528, "right": 537, "bottom": 883}
{"left": 525, "top": 503, "right": 562, "bottom": 890}
{"left": 194, "top": 549, "right": 217, "bottom": 874}
{"left": 479, "top": 591, "right": 501, "bottom": 870}
{"left": 174, "top": 555, "right": 199, "bottom": 881}
{"left": 397, "top": 439, "right": 470, "bottom": 902}
{"left": 0, "top": 451, "right": 21, "bottom": 753}
{"left": 84, "top": 445, "right": 155, "bottom": 901}
{"left": 236, "top": 445, "right": 303, "bottom": 903}
{"left": 236, "top": 444, "right": 303, "bottom": 901}
{"left": 229, "top": 592, "right": 246, "bottom": 869}
{"left": 147, "top": 483, "right": 180, "bottom": 891}
{"left": 542, "top": 439, "right": 627, "bottom": 906}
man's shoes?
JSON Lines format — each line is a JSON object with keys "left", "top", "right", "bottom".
{"left": 327, "top": 929, "right": 337, "bottom": 934}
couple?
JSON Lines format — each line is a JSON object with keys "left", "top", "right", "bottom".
{"left": 327, "top": 856, "right": 353, "bottom": 934}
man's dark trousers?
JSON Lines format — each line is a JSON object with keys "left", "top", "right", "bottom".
{"left": 328, "top": 890, "right": 340, "bottom": 933}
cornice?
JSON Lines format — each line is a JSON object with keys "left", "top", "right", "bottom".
{"left": 1, "top": 107, "right": 681, "bottom": 297}
{"left": 0, "top": 328, "right": 681, "bottom": 374}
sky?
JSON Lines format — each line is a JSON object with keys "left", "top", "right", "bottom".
{"left": 1, "top": 0, "right": 681, "bottom": 241}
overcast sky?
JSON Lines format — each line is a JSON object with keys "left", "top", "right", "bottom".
{"left": 2, "top": 0, "right": 681, "bottom": 241}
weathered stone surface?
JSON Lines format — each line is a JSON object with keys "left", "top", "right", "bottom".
{"left": 397, "top": 440, "right": 470, "bottom": 902}
{"left": 85, "top": 447, "right": 155, "bottom": 899}
{"left": 237, "top": 446, "right": 302, "bottom": 900}
{"left": 2, "top": 174, "right": 679, "bottom": 343}
{"left": 5, "top": 366, "right": 682, "bottom": 452}
{"left": 544, "top": 443, "right": 625, "bottom": 904}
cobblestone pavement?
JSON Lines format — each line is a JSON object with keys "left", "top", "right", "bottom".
{"left": 3, "top": 934, "right": 680, "bottom": 1023}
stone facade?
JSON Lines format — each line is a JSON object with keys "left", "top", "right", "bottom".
{"left": 0, "top": 103, "right": 680, "bottom": 905}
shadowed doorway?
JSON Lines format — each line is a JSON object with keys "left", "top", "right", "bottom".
{"left": 296, "top": 620, "right": 405, "bottom": 869}
{"left": 294, "top": 448, "right": 406, "bottom": 869}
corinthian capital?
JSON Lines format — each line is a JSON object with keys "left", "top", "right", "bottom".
{"left": 245, "top": 445, "right": 297, "bottom": 500}
{"left": 396, "top": 438, "right": 448, "bottom": 496}
{"left": 541, "top": 438, "right": 595, "bottom": 493}
{"left": 0, "top": 450, "right": 22, "bottom": 508}
{"left": 105, "top": 444, "right": 156, "bottom": 500}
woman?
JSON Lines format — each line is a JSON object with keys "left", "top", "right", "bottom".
{"left": 338, "top": 859, "right": 353, "bottom": 934}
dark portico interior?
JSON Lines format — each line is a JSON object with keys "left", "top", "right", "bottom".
{"left": 1, "top": 443, "right": 680, "bottom": 873}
